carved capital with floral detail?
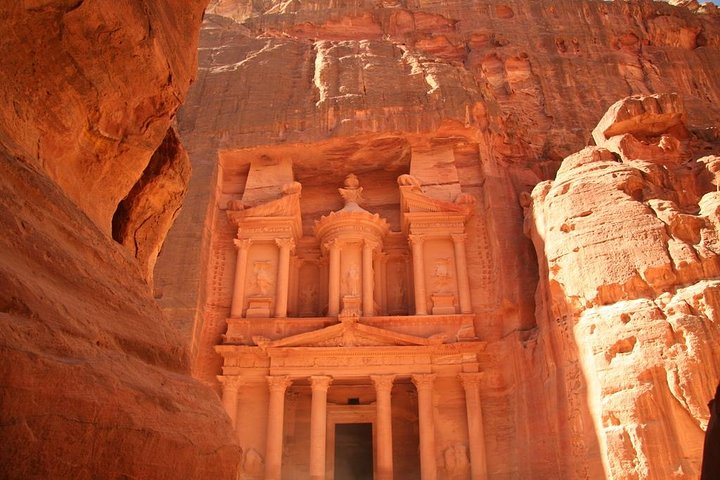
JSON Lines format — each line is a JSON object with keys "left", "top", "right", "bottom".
{"left": 370, "top": 374, "right": 396, "bottom": 394}
{"left": 233, "top": 238, "right": 253, "bottom": 250}
{"left": 267, "top": 375, "right": 293, "bottom": 393}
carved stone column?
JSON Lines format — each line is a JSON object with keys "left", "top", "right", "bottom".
{"left": 362, "top": 240, "right": 377, "bottom": 316}
{"left": 459, "top": 373, "right": 487, "bottom": 480}
{"left": 309, "top": 375, "right": 332, "bottom": 480}
{"left": 409, "top": 235, "right": 427, "bottom": 315}
{"left": 231, "top": 238, "right": 253, "bottom": 317}
{"left": 218, "top": 375, "right": 244, "bottom": 428}
{"left": 327, "top": 240, "right": 341, "bottom": 316}
{"left": 371, "top": 375, "right": 396, "bottom": 480}
{"left": 275, "top": 238, "right": 295, "bottom": 318}
{"left": 412, "top": 374, "right": 437, "bottom": 480}
{"left": 265, "top": 376, "right": 292, "bottom": 480}
{"left": 451, "top": 234, "right": 472, "bottom": 314}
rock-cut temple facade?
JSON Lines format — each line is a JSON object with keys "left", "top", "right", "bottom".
{"left": 214, "top": 154, "right": 488, "bottom": 480}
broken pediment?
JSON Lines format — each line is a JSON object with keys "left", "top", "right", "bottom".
{"left": 252, "top": 317, "right": 447, "bottom": 348}
{"left": 398, "top": 174, "right": 476, "bottom": 215}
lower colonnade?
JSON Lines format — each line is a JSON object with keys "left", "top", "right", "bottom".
{"left": 217, "top": 344, "right": 488, "bottom": 480}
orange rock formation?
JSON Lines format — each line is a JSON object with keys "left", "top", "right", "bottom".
{"left": 1, "top": 0, "right": 719, "bottom": 478}
{"left": 0, "top": 1, "right": 240, "bottom": 478}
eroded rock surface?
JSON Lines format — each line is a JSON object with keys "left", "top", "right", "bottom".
{"left": 0, "top": 1, "right": 241, "bottom": 478}
{"left": 526, "top": 93, "right": 720, "bottom": 479}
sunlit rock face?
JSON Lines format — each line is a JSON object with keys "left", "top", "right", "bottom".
{"left": 526, "top": 93, "right": 720, "bottom": 479}
{"left": 0, "top": 1, "right": 241, "bottom": 478}
{"left": 155, "top": 0, "right": 720, "bottom": 478}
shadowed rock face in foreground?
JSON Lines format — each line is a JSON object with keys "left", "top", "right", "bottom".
{"left": 0, "top": 1, "right": 241, "bottom": 478}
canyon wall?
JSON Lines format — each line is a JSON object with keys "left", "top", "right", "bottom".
{"left": 155, "top": 0, "right": 720, "bottom": 477}
{"left": 0, "top": 1, "right": 241, "bottom": 478}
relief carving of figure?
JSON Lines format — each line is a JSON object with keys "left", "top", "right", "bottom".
{"left": 443, "top": 444, "right": 469, "bottom": 480}
{"left": 432, "top": 258, "right": 452, "bottom": 287}
{"left": 344, "top": 264, "right": 360, "bottom": 296}
{"left": 300, "top": 284, "right": 317, "bottom": 313}
{"left": 253, "top": 261, "right": 273, "bottom": 295}
{"left": 240, "top": 448, "right": 264, "bottom": 478}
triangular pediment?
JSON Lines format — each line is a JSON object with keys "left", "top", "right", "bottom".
{"left": 252, "top": 318, "right": 447, "bottom": 348}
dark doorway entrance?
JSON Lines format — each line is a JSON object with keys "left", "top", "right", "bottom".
{"left": 334, "top": 423, "right": 373, "bottom": 480}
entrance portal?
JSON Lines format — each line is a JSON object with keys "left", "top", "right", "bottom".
{"left": 334, "top": 423, "right": 373, "bottom": 480}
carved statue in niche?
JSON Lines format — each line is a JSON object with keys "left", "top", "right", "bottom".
{"left": 443, "top": 444, "right": 470, "bottom": 480}
{"left": 432, "top": 258, "right": 452, "bottom": 289}
{"left": 252, "top": 261, "right": 273, "bottom": 295}
{"left": 299, "top": 284, "right": 317, "bottom": 315}
{"left": 240, "top": 448, "right": 264, "bottom": 479}
{"left": 344, "top": 264, "right": 360, "bottom": 296}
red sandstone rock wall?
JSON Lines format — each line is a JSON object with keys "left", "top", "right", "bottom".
{"left": 155, "top": 0, "right": 720, "bottom": 477}
{"left": 0, "top": 1, "right": 241, "bottom": 478}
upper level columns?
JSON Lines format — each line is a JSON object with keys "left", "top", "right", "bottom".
{"left": 412, "top": 373, "right": 437, "bottom": 480}
{"left": 265, "top": 376, "right": 292, "bottom": 480}
{"left": 459, "top": 373, "right": 487, "bottom": 480}
{"left": 371, "top": 374, "right": 396, "bottom": 480}
{"left": 275, "top": 238, "right": 295, "bottom": 318}
{"left": 231, "top": 239, "right": 252, "bottom": 317}
{"left": 362, "top": 240, "right": 377, "bottom": 316}
{"left": 326, "top": 240, "right": 341, "bottom": 316}
{"left": 451, "top": 234, "right": 472, "bottom": 314}
{"left": 309, "top": 376, "right": 333, "bottom": 480}
{"left": 409, "top": 235, "right": 427, "bottom": 315}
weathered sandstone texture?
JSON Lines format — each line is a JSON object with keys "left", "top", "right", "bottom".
{"left": 0, "top": 0, "right": 202, "bottom": 253}
{"left": 0, "top": 1, "right": 241, "bottom": 478}
{"left": 526, "top": 93, "right": 720, "bottom": 478}
{"left": 153, "top": 0, "right": 720, "bottom": 477}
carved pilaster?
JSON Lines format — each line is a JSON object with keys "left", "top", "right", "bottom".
{"left": 325, "top": 239, "right": 342, "bottom": 316}
{"left": 274, "top": 237, "right": 295, "bottom": 318}
{"left": 231, "top": 238, "right": 253, "bottom": 317}
{"left": 451, "top": 233, "right": 472, "bottom": 314}
{"left": 265, "top": 376, "right": 292, "bottom": 480}
{"left": 459, "top": 373, "right": 487, "bottom": 480}
{"left": 372, "top": 375, "right": 396, "bottom": 480}
{"left": 217, "top": 375, "right": 245, "bottom": 427}
{"left": 412, "top": 374, "right": 437, "bottom": 480}
{"left": 309, "top": 375, "right": 333, "bottom": 480}
{"left": 409, "top": 234, "right": 427, "bottom": 315}
{"left": 362, "top": 240, "right": 378, "bottom": 316}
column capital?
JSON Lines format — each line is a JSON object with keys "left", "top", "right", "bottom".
{"left": 217, "top": 375, "right": 245, "bottom": 390}
{"left": 275, "top": 237, "right": 296, "bottom": 251}
{"left": 233, "top": 238, "right": 253, "bottom": 250}
{"left": 458, "top": 372, "right": 484, "bottom": 389}
{"left": 323, "top": 238, "right": 342, "bottom": 252}
{"left": 408, "top": 234, "right": 425, "bottom": 247}
{"left": 371, "top": 374, "right": 396, "bottom": 393}
{"left": 411, "top": 373, "right": 436, "bottom": 390}
{"left": 364, "top": 239, "right": 380, "bottom": 251}
{"left": 267, "top": 375, "right": 293, "bottom": 393}
{"left": 450, "top": 233, "right": 468, "bottom": 244}
{"left": 310, "top": 375, "right": 333, "bottom": 392}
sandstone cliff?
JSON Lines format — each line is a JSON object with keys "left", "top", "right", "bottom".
{"left": 526, "top": 93, "right": 720, "bottom": 478}
{"left": 0, "top": 1, "right": 241, "bottom": 478}
{"left": 155, "top": 0, "right": 720, "bottom": 477}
